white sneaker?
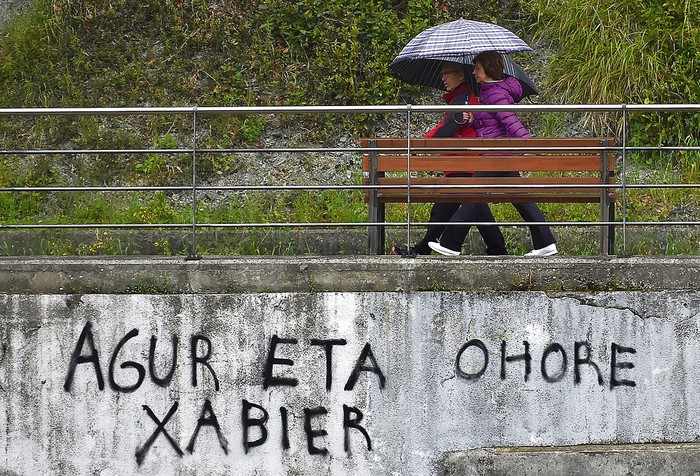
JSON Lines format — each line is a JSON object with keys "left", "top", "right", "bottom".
{"left": 428, "top": 241, "right": 460, "bottom": 256}
{"left": 524, "top": 243, "right": 558, "bottom": 257}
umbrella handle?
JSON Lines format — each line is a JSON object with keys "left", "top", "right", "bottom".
{"left": 454, "top": 111, "right": 473, "bottom": 125}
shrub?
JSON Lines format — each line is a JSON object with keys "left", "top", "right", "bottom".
{"left": 524, "top": 0, "right": 700, "bottom": 146}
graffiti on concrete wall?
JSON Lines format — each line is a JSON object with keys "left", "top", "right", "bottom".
{"left": 455, "top": 339, "right": 636, "bottom": 389}
{"left": 62, "top": 322, "right": 383, "bottom": 464}
{"left": 60, "top": 321, "right": 638, "bottom": 465}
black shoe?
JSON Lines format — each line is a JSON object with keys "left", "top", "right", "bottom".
{"left": 391, "top": 244, "right": 417, "bottom": 256}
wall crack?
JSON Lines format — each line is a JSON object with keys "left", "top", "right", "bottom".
{"left": 568, "top": 296, "right": 660, "bottom": 320}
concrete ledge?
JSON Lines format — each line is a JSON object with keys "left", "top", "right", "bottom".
{"left": 0, "top": 255, "right": 699, "bottom": 293}
{"left": 443, "top": 444, "right": 700, "bottom": 476}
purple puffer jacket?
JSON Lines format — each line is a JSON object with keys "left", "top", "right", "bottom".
{"left": 472, "top": 76, "right": 531, "bottom": 139}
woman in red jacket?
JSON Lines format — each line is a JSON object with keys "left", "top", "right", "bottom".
{"left": 392, "top": 61, "right": 507, "bottom": 256}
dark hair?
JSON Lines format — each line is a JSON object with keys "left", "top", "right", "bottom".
{"left": 473, "top": 51, "right": 504, "bottom": 80}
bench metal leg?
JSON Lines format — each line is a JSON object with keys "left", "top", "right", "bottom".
{"left": 368, "top": 203, "right": 385, "bottom": 255}
{"left": 608, "top": 202, "right": 616, "bottom": 255}
{"left": 599, "top": 199, "right": 608, "bottom": 255}
{"left": 599, "top": 199, "right": 616, "bottom": 255}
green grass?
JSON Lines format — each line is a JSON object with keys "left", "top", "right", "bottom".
{"left": 524, "top": 0, "right": 700, "bottom": 145}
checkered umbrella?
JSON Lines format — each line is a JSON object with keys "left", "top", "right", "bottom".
{"left": 396, "top": 18, "right": 532, "bottom": 59}
{"left": 389, "top": 18, "right": 538, "bottom": 100}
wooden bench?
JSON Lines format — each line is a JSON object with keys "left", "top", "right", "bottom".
{"left": 361, "top": 137, "right": 616, "bottom": 255}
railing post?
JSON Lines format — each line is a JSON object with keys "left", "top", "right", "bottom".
{"left": 621, "top": 103, "right": 628, "bottom": 255}
{"left": 599, "top": 138, "right": 613, "bottom": 255}
{"left": 406, "top": 104, "right": 412, "bottom": 251}
{"left": 367, "top": 139, "right": 385, "bottom": 254}
{"left": 186, "top": 106, "right": 201, "bottom": 260}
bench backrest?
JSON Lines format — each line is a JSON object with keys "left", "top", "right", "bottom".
{"left": 361, "top": 137, "right": 616, "bottom": 175}
{"left": 360, "top": 137, "right": 616, "bottom": 205}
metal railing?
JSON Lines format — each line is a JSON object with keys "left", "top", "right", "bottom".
{"left": 1, "top": 104, "right": 700, "bottom": 257}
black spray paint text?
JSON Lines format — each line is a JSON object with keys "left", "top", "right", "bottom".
{"left": 134, "top": 400, "right": 372, "bottom": 465}
{"left": 63, "top": 322, "right": 385, "bottom": 463}
{"left": 63, "top": 323, "right": 386, "bottom": 393}
{"left": 455, "top": 339, "right": 636, "bottom": 389}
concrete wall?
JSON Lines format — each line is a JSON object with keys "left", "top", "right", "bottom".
{"left": 2, "top": 257, "right": 700, "bottom": 475}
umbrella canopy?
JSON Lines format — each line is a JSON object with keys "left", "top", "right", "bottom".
{"left": 395, "top": 18, "right": 532, "bottom": 60}
{"left": 389, "top": 19, "right": 537, "bottom": 101}
{"left": 389, "top": 54, "right": 539, "bottom": 100}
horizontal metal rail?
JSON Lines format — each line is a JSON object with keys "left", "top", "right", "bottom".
{"left": 8, "top": 183, "right": 699, "bottom": 194}
{"left": 2, "top": 103, "right": 700, "bottom": 115}
{"left": 4, "top": 145, "right": 695, "bottom": 154}
{"left": 1, "top": 220, "right": 694, "bottom": 229}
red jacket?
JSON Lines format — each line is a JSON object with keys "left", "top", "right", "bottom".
{"left": 424, "top": 82, "right": 478, "bottom": 139}
{"left": 424, "top": 82, "right": 478, "bottom": 175}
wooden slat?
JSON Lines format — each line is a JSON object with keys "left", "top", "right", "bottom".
{"left": 376, "top": 177, "right": 609, "bottom": 185}
{"left": 364, "top": 176, "right": 617, "bottom": 204}
{"left": 363, "top": 137, "right": 615, "bottom": 152}
{"left": 374, "top": 186, "right": 607, "bottom": 196}
{"left": 363, "top": 155, "right": 609, "bottom": 172}
{"left": 368, "top": 190, "right": 617, "bottom": 203}
{"left": 372, "top": 194, "right": 610, "bottom": 204}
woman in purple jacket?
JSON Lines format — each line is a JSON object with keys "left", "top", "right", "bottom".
{"left": 429, "top": 51, "right": 557, "bottom": 257}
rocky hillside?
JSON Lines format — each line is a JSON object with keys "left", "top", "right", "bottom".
{"left": 0, "top": 0, "right": 26, "bottom": 27}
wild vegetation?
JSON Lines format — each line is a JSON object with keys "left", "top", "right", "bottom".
{"left": 0, "top": 0, "right": 698, "bottom": 255}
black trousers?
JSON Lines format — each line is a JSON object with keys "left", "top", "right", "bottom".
{"left": 411, "top": 172, "right": 508, "bottom": 256}
{"left": 412, "top": 202, "right": 507, "bottom": 255}
{"left": 438, "top": 171, "right": 556, "bottom": 252}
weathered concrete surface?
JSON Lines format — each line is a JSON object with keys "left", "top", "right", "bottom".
{"left": 1, "top": 255, "right": 700, "bottom": 293}
{"left": 444, "top": 444, "right": 700, "bottom": 475}
{"left": 2, "top": 257, "right": 700, "bottom": 475}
